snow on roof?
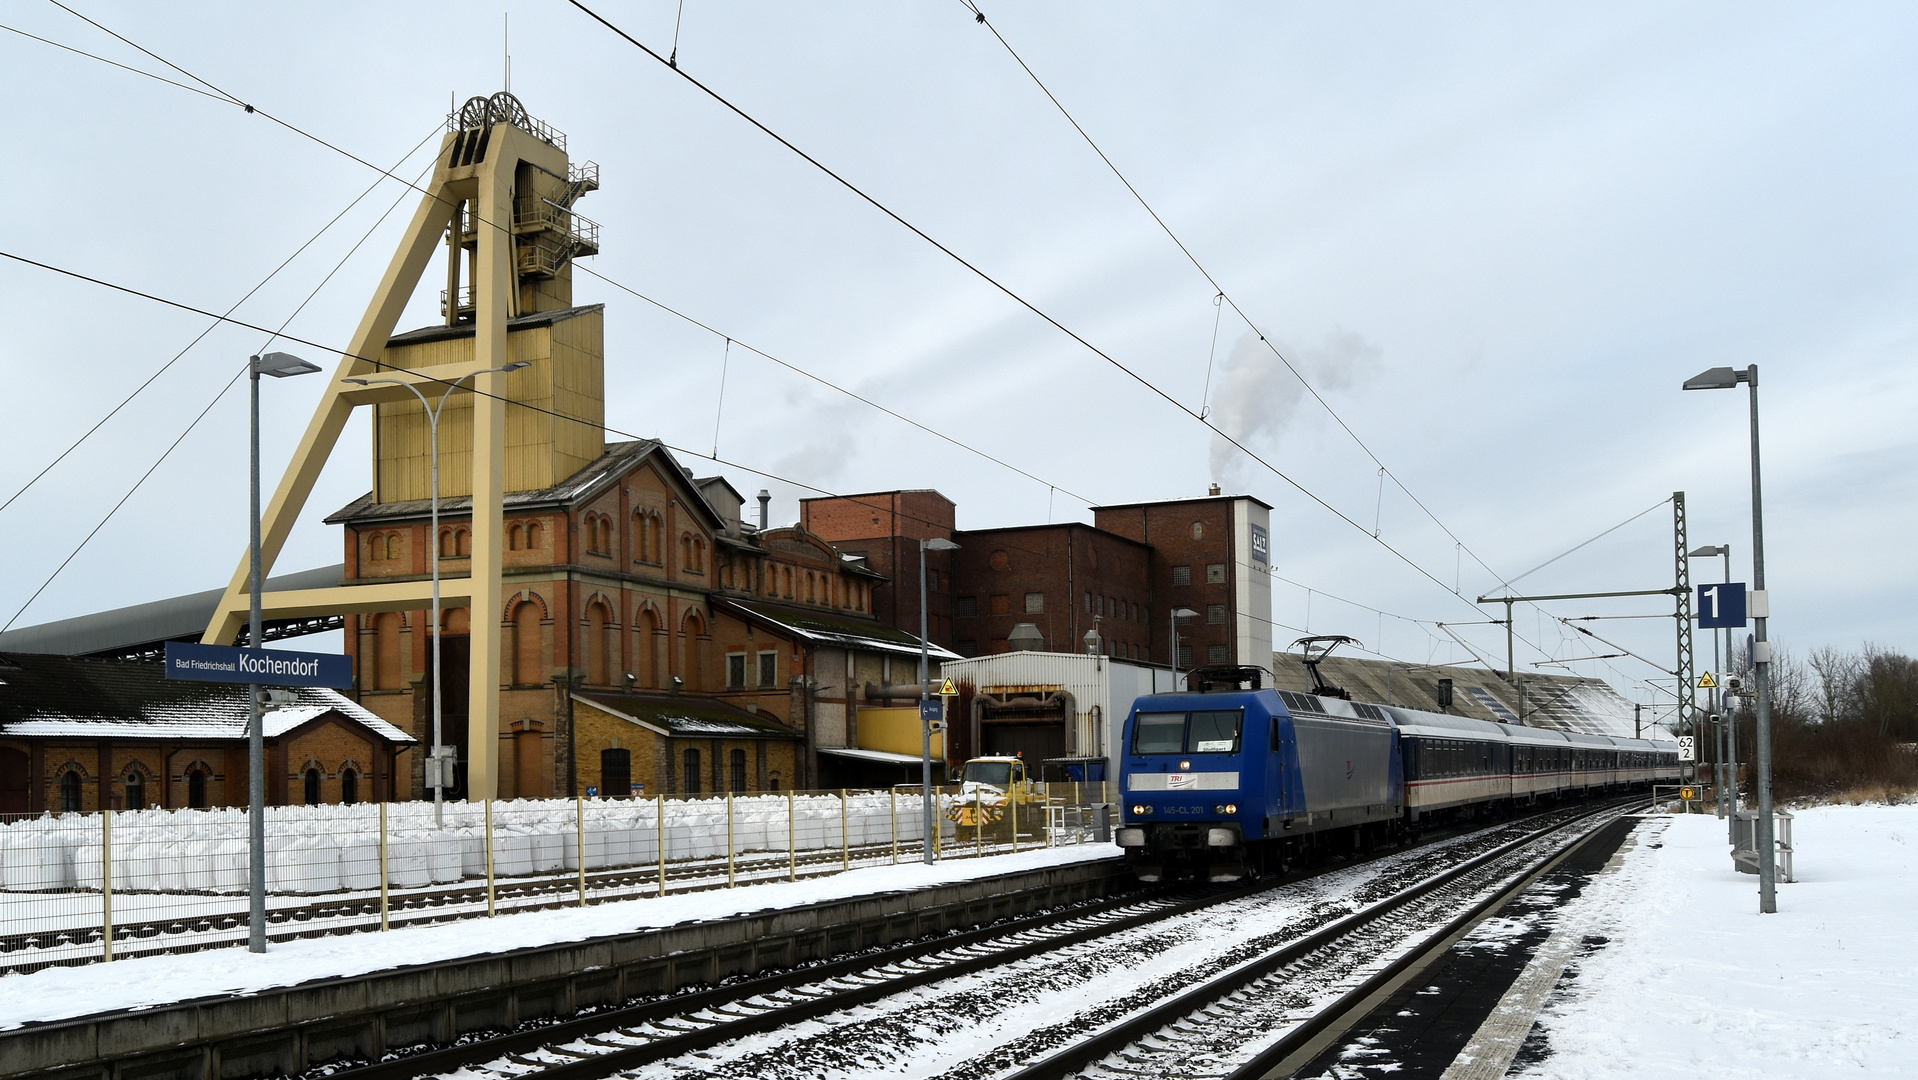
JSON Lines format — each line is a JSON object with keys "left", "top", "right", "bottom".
{"left": 0, "top": 654, "right": 413, "bottom": 743}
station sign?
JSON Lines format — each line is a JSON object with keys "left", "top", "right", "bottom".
{"left": 1697, "top": 583, "right": 1748, "bottom": 630}
{"left": 164, "top": 641, "right": 353, "bottom": 688}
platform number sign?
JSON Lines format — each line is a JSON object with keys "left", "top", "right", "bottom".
{"left": 1677, "top": 736, "right": 1696, "bottom": 763}
{"left": 1697, "top": 582, "right": 1748, "bottom": 630}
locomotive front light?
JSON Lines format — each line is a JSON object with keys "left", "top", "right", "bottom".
{"left": 1225, "top": 803, "right": 1238, "bottom": 815}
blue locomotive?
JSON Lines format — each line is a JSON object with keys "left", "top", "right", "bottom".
{"left": 1115, "top": 665, "right": 1679, "bottom": 881}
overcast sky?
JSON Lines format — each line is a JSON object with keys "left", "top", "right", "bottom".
{"left": 2, "top": 2, "right": 1913, "bottom": 717}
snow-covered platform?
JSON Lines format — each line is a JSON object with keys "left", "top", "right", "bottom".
{"left": 0, "top": 845, "right": 1120, "bottom": 1079}
{"left": 1502, "top": 803, "right": 1918, "bottom": 1079}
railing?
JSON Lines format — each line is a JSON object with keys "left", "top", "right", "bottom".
{"left": 0, "top": 783, "right": 1115, "bottom": 972}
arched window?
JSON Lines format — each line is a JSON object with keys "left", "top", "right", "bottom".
{"left": 187, "top": 767, "right": 208, "bottom": 809}
{"left": 124, "top": 771, "right": 145, "bottom": 810}
{"left": 509, "top": 523, "right": 524, "bottom": 550}
{"left": 601, "top": 748, "right": 631, "bottom": 799}
{"left": 679, "top": 533, "right": 692, "bottom": 571}
{"left": 526, "top": 521, "right": 542, "bottom": 549}
{"left": 513, "top": 599, "right": 543, "bottom": 686}
{"left": 456, "top": 529, "right": 471, "bottom": 557}
{"left": 340, "top": 768, "right": 359, "bottom": 805}
{"left": 440, "top": 528, "right": 456, "bottom": 558}
{"left": 692, "top": 538, "right": 706, "bottom": 573}
{"left": 636, "top": 606, "right": 661, "bottom": 688}
{"left": 730, "top": 748, "right": 747, "bottom": 793}
{"left": 384, "top": 533, "right": 401, "bottom": 561}
{"left": 60, "top": 770, "right": 81, "bottom": 812}
{"left": 768, "top": 771, "right": 781, "bottom": 793}
{"left": 784, "top": 566, "right": 793, "bottom": 598}
{"left": 304, "top": 768, "right": 322, "bottom": 806}
{"left": 682, "top": 749, "right": 701, "bottom": 795}
{"left": 585, "top": 599, "right": 612, "bottom": 685}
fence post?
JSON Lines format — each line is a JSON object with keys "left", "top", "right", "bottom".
{"left": 1010, "top": 788, "right": 1019, "bottom": 855}
{"left": 890, "top": 787, "right": 899, "bottom": 865}
{"left": 839, "top": 789, "right": 850, "bottom": 872}
{"left": 576, "top": 792, "right": 588, "bottom": 907}
{"left": 726, "top": 791, "right": 736, "bottom": 888}
{"left": 657, "top": 793, "right": 667, "bottom": 898}
{"left": 934, "top": 784, "right": 942, "bottom": 860}
{"left": 977, "top": 789, "right": 987, "bottom": 858}
{"left": 484, "top": 799, "right": 496, "bottom": 917}
{"left": 101, "top": 808, "right": 114, "bottom": 962}
{"left": 787, "top": 788, "right": 797, "bottom": 881}
{"left": 378, "top": 801, "right": 390, "bottom": 931}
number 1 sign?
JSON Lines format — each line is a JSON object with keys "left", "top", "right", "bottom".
{"left": 1697, "top": 582, "right": 1748, "bottom": 630}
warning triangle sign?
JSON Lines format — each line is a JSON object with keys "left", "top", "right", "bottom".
{"left": 939, "top": 677, "right": 957, "bottom": 696}
{"left": 1697, "top": 672, "right": 1718, "bottom": 689}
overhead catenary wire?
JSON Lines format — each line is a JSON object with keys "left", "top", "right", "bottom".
{"left": 560, "top": 0, "right": 1508, "bottom": 624}
{"left": 11, "top": 13, "right": 1100, "bottom": 557}
{"left": 955, "top": 3, "right": 1524, "bottom": 595}
{"left": 0, "top": 149, "right": 441, "bottom": 631}
{"left": 0, "top": 121, "right": 443, "bottom": 517}
{"left": 23, "top": 6, "right": 1611, "bottom": 673}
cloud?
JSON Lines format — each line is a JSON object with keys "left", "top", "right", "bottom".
{"left": 1208, "top": 327, "right": 1381, "bottom": 484}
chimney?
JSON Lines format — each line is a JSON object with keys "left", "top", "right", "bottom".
{"left": 1208, "top": 483, "right": 1221, "bottom": 496}
{"left": 757, "top": 489, "right": 771, "bottom": 531}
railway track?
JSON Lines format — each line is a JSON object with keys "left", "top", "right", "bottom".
{"left": 0, "top": 837, "right": 1017, "bottom": 972}
{"left": 306, "top": 801, "right": 1619, "bottom": 1080}
{"left": 1002, "top": 800, "right": 1634, "bottom": 1080}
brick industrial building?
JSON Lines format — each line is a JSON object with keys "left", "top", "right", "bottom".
{"left": 802, "top": 487, "right": 1273, "bottom": 672}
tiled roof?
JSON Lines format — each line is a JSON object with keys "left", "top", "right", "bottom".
{"left": 0, "top": 653, "right": 414, "bottom": 743}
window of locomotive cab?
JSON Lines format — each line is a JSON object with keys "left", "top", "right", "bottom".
{"left": 1130, "top": 709, "right": 1242, "bottom": 755}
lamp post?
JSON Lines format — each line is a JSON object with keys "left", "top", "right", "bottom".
{"left": 344, "top": 361, "right": 529, "bottom": 827}
{"left": 1169, "top": 607, "right": 1199, "bottom": 690}
{"left": 917, "top": 536, "right": 960, "bottom": 864}
{"left": 247, "top": 351, "right": 321, "bottom": 953}
{"left": 1683, "top": 365, "right": 1776, "bottom": 913}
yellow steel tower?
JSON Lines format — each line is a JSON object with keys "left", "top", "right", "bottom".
{"left": 201, "top": 93, "right": 603, "bottom": 800}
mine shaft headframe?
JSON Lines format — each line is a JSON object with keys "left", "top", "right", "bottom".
{"left": 1290, "top": 635, "right": 1361, "bottom": 700}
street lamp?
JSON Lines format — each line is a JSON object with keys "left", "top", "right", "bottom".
{"left": 1169, "top": 607, "right": 1199, "bottom": 689}
{"left": 1684, "top": 364, "right": 1776, "bottom": 913}
{"left": 917, "top": 536, "right": 960, "bottom": 864}
{"left": 344, "top": 361, "right": 529, "bottom": 827}
{"left": 1688, "top": 543, "right": 1733, "bottom": 825}
{"left": 247, "top": 350, "right": 320, "bottom": 953}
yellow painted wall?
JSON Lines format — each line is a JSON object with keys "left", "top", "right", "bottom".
{"left": 374, "top": 309, "right": 606, "bottom": 503}
{"left": 856, "top": 706, "right": 946, "bottom": 760}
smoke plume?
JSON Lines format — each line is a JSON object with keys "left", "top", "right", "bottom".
{"left": 1208, "top": 327, "right": 1380, "bottom": 484}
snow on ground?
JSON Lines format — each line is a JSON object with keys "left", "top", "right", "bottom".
{"left": 0, "top": 843, "right": 1116, "bottom": 1031}
{"left": 1514, "top": 804, "right": 1918, "bottom": 1078}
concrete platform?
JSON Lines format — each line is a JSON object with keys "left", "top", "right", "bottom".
{"left": 0, "top": 857, "right": 1126, "bottom": 1080}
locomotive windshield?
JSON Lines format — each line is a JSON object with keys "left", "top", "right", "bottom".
{"left": 1131, "top": 709, "right": 1243, "bottom": 755}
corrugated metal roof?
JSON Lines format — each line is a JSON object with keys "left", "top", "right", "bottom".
{"left": 1267, "top": 652, "right": 1640, "bottom": 737}
{"left": 721, "top": 599, "right": 958, "bottom": 660}
{"left": 0, "top": 565, "right": 344, "bottom": 657}
{"left": 574, "top": 692, "right": 803, "bottom": 740}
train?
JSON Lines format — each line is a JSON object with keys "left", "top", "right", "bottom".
{"left": 1115, "top": 666, "right": 1680, "bottom": 881}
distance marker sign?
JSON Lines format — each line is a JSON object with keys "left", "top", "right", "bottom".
{"left": 164, "top": 641, "right": 353, "bottom": 688}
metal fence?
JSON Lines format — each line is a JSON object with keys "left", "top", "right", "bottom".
{"left": 0, "top": 783, "right": 1113, "bottom": 973}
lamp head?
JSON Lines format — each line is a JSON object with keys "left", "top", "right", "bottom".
{"left": 1172, "top": 607, "right": 1199, "bottom": 620}
{"left": 1682, "top": 366, "right": 1750, "bottom": 391}
{"left": 923, "top": 537, "right": 960, "bottom": 552}
{"left": 1687, "top": 545, "right": 1726, "bottom": 558}
{"left": 253, "top": 351, "right": 321, "bottom": 378}
{"left": 499, "top": 361, "right": 531, "bottom": 372}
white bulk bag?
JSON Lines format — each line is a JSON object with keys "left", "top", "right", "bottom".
{"left": 428, "top": 832, "right": 464, "bottom": 883}
{"left": 337, "top": 835, "right": 381, "bottom": 891}
{"left": 386, "top": 836, "right": 432, "bottom": 888}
